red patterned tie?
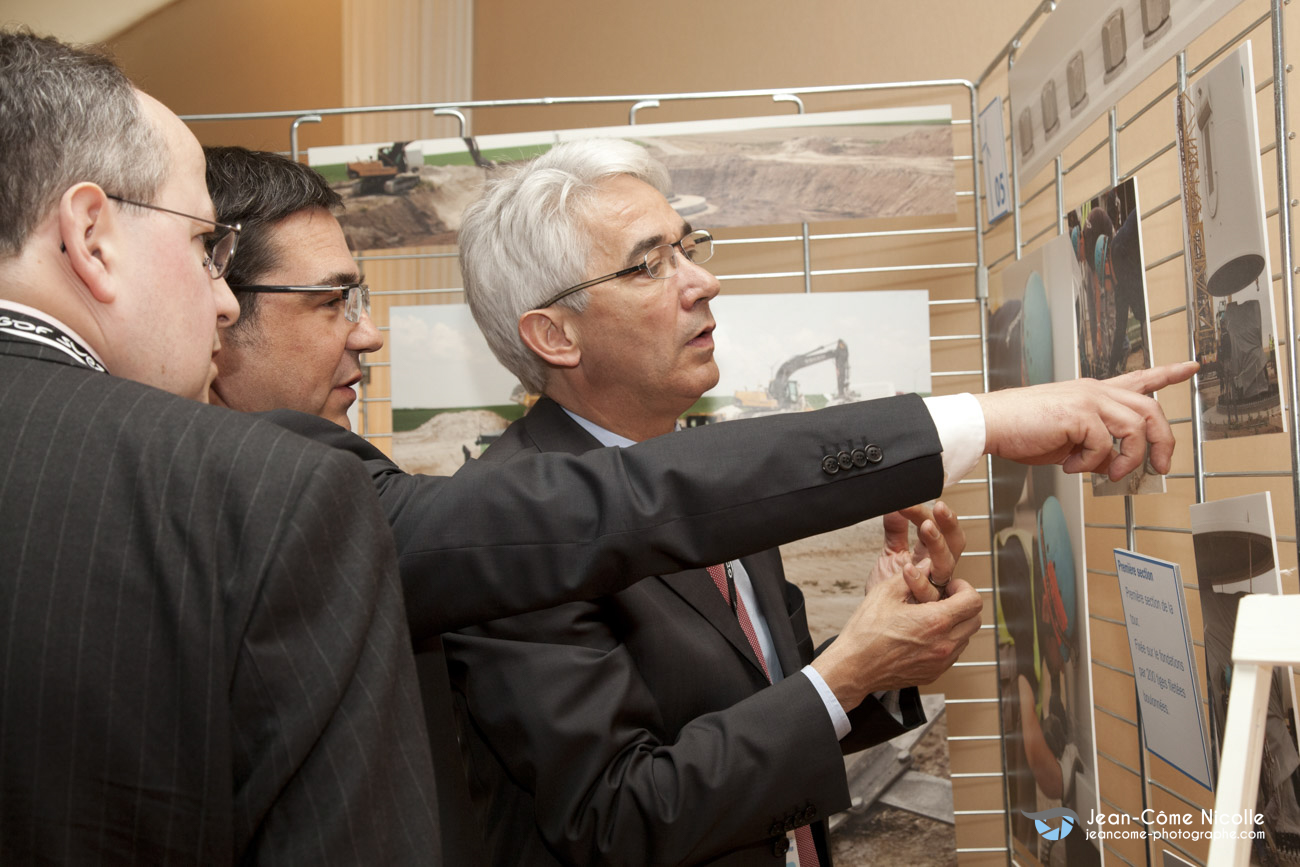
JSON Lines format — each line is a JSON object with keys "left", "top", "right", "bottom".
{"left": 706, "top": 563, "right": 822, "bottom": 867}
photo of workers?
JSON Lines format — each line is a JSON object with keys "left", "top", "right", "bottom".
{"left": 1176, "top": 41, "right": 1286, "bottom": 440}
{"left": 1191, "top": 493, "right": 1300, "bottom": 865}
{"left": 990, "top": 244, "right": 1103, "bottom": 867}
{"left": 1065, "top": 177, "right": 1165, "bottom": 497}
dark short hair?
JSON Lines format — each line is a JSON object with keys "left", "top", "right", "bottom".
{"left": 204, "top": 146, "right": 343, "bottom": 330}
{"left": 0, "top": 29, "right": 166, "bottom": 258}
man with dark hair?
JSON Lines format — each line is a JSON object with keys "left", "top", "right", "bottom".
{"left": 205, "top": 145, "right": 380, "bottom": 428}
{"left": 0, "top": 31, "right": 439, "bottom": 862}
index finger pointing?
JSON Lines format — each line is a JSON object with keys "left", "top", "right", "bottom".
{"left": 1110, "top": 360, "right": 1198, "bottom": 395}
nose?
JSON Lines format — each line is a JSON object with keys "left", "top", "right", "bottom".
{"left": 214, "top": 277, "right": 240, "bottom": 328}
{"left": 676, "top": 255, "right": 721, "bottom": 308}
{"left": 347, "top": 308, "right": 385, "bottom": 353}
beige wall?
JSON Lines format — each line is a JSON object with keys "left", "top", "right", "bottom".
{"left": 107, "top": 0, "right": 346, "bottom": 149}
{"left": 471, "top": 0, "right": 1038, "bottom": 132}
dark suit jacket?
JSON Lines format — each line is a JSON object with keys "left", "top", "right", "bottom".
{"left": 265, "top": 390, "right": 945, "bottom": 865}
{"left": 443, "top": 398, "right": 925, "bottom": 866}
{"left": 0, "top": 337, "right": 439, "bottom": 864}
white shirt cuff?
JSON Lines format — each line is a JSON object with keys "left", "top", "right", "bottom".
{"left": 922, "top": 393, "right": 986, "bottom": 486}
{"left": 801, "top": 664, "right": 851, "bottom": 740}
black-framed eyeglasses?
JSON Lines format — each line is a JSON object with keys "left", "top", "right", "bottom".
{"left": 106, "top": 194, "right": 240, "bottom": 280}
{"left": 227, "top": 282, "right": 372, "bottom": 324}
{"left": 539, "top": 229, "right": 714, "bottom": 308}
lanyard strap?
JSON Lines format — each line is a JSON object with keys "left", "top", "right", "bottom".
{"left": 0, "top": 307, "right": 106, "bottom": 373}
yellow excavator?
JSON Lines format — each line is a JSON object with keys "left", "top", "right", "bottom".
{"left": 735, "top": 339, "right": 853, "bottom": 414}
{"left": 346, "top": 141, "right": 423, "bottom": 196}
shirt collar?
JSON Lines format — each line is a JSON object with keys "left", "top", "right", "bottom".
{"left": 560, "top": 406, "right": 638, "bottom": 449}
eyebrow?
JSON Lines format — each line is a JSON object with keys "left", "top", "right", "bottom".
{"left": 623, "top": 221, "right": 693, "bottom": 268}
{"left": 317, "top": 270, "right": 364, "bottom": 287}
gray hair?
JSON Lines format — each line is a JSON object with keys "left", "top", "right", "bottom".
{"left": 459, "top": 138, "right": 671, "bottom": 393}
{"left": 0, "top": 30, "right": 167, "bottom": 259}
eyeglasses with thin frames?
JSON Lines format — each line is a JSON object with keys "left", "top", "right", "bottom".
{"left": 227, "top": 282, "right": 372, "bottom": 324}
{"left": 106, "top": 194, "right": 240, "bottom": 280}
{"left": 538, "top": 229, "right": 714, "bottom": 309}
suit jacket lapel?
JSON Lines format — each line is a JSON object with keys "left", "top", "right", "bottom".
{"left": 659, "top": 568, "right": 770, "bottom": 681}
{"left": 521, "top": 398, "right": 771, "bottom": 680}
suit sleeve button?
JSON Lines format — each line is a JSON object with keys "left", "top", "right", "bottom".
{"left": 821, "top": 455, "right": 840, "bottom": 475}
{"left": 864, "top": 444, "right": 884, "bottom": 463}
{"left": 850, "top": 447, "right": 868, "bottom": 467}
{"left": 836, "top": 450, "right": 853, "bottom": 470}
{"left": 769, "top": 822, "right": 783, "bottom": 837}
{"left": 803, "top": 805, "right": 818, "bottom": 821}
{"left": 771, "top": 836, "right": 791, "bottom": 856}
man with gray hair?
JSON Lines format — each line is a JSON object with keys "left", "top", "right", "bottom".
{"left": 450, "top": 138, "right": 1197, "bottom": 865}
{"left": 0, "top": 31, "right": 439, "bottom": 862}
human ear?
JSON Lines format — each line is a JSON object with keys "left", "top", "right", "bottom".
{"left": 518, "top": 308, "right": 581, "bottom": 369}
{"left": 58, "top": 184, "right": 117, "bottom": 303}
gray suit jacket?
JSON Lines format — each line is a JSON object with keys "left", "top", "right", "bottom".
{"left": 0, "top": 337, "right": 439, "bottom": 864}
{"left": 444, "top": 398, "right": 927, "bottom": 866}
{"left": 265, "top": 390, "right": 945, "bottom": 865}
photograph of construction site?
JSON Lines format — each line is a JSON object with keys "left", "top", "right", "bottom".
{"left": 1176, "top": 42, "right": 1286, "bottom": 440}
{"left": 306, "top": 107, "right": 955, "bottom": 250}
{"left": 387, "top": 290, "right": 930, "bottom": 475}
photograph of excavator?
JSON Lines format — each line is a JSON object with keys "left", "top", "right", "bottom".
{"left": 674, "top": 289, "right": 931, "bottom": 426}
{"left": 699, "top": 339, "right": 854, "bottom": 422}
{"left": 388, "top": 289, "right": 931, "bottom": 474}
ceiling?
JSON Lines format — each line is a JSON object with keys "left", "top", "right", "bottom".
{"left": 1, "top": 0, "right": 174, "bottom": 44}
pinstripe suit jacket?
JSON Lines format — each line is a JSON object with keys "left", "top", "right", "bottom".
{"left": 0, "top": 336, "right": 439, "bottom": 864}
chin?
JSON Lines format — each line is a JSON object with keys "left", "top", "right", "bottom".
{"left": 695, "top": 364, "right": 720, "bottom": 395}
{"left": 324, "top": 411, "right": 353, "bottom": 431}
{"left": 704, "top": 366, "right": 720, "bottom": 391}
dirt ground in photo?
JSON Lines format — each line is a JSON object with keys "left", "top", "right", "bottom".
{"left": 831, "top": 714, "right": 957, "bottom": 866}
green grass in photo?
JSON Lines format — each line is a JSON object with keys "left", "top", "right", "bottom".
{"left": 393, "top": 404, "right": 526, "bottom": 433}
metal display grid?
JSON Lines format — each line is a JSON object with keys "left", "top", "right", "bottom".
{"left": 975, "top": 0, "right": 1297, "bottom": 865}
{"left": 176, "top": 1, "right": 1296, "bottom": 862}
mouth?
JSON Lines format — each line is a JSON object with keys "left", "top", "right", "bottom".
{"left": 688, "top": 323, "right": 716, "bottom": 348}
{"left": 333, "top": 374, "right": 363, "bottom": 399}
